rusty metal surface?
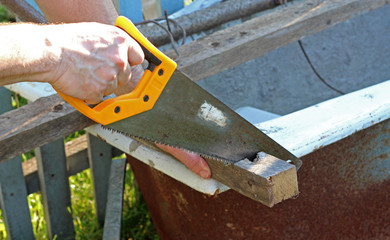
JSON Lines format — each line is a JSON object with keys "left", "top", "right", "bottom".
{"left": 128, "top": 118, "right": 390, "bottom": 239}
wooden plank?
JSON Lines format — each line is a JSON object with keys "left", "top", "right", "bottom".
{"left": 168, "top": 0, "right": 390, "bottom": 81}
{"left": 35, "top": 139, "right": 75, "bottom": 239}
{"left": 0, "top": 157, "right": 34, "bottom": 240}
{"left": 103, "top": 158, "right": 127, "bottom": 240}
{"left": 0, "top": 94, "right": 94, "bottom": 163}
{"left": 205, "top": 152, "right": 298, "bottom": 207}
{"left": 138, "top": 0, "right": 279, "bottom": 46}
{"left": 0, "top": 87, "right": 13, "bottom": 113}
{"left": 0, "top": 88, "right": 34, "bottom": 240}
{"left": 87, "top": 134, "right": 113, "bottom": 226}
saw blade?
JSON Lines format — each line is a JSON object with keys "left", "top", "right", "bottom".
{"left": 104, "top": 70, "right": 302, "bottom": 169}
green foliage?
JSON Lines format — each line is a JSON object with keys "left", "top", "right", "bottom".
{"left": 122, "top": 166, "right": 159, "bottom": 240}
{"left": 0, "top": 4, "right": 15, "bottom": 22}
{"left": 28, "top": 194, "right": 48, "bottom": 239}
{"left": 65, "top": 130, "right": 86, "bottom": 142}
{"left": 11, "top": 93, "right": 29, "bottom": 109}
{"left": 70, "top": 170, "right": 103, "bottom": 240}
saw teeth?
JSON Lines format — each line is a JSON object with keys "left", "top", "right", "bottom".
{"left": 102, "top": 126, "right": 233, "bottom": 163}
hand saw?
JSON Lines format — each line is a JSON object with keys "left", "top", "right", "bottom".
{"left": 56, "top": 16, "right": 302, "bottom": 206}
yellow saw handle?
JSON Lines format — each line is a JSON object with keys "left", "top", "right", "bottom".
{"left": 56, "top": 16, "right": 177, "bottom": 125}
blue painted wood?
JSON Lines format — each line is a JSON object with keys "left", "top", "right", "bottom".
{"left": 161, "top": 0, "right": 183, "bottom": 15}
{"left": 0, "top": 88, "right": 13, "bottom": 113}
{"left": 103, "top": 158, "right": 127, "bottom": 240}
{"left": 119, "top": 0, "right": 143, "bottom": 23}
{"left": 0, "top": 157, "right": 35, "bottom": 240}
{"left": 24, "top": 0, "right": 42, "bottom": 13}
{"left": 0, "top": 87, "right": 34, "bottom": 240}
{"left": 87, "top": 134, "right": 113, "bottom": 226}
{"left": 35, "top": 139, "right": 75, "bottom": 239}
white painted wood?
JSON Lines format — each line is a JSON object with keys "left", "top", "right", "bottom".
{"left": 86, "top": 125, "right": 230, "bottom": 195}
{"left": 5, "top": 79, "right": 390, "bottom": 194}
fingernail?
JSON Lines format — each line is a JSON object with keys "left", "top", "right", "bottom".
{"left": 200, "top": 170, "right": 210, "bottom": 179}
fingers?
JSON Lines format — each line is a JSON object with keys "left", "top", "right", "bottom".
{"left": 110, "top": 33, "right": 144, "bottom": 96}
{"left": 127, "top": 39, "right": 144, "bottom": 66}
{"left": 117, "top": 61, "right": 132, "bottom": 87}
{"left": 156, "top": 143, "right": 211, "bottom": 179}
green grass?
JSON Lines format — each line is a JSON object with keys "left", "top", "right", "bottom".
{"left": 0, "top": 4, "right": 15, "bottom": 22}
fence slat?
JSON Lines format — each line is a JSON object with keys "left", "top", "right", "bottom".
{"left": 87, "top": 134, "right": 113, "bottom": 225}
{"left": 0, "top": 157, "right": 35, "bottom": 240}
{"left": 0, "top": 88, "right": 13, "bottom": 113}
{"left": 103, "top": 158, "right": 127, "bottom": 240}
{"left": 35, "top": 139, "right": 75, "bottom": 239}
{"left": 0, "top": 87, "right": 35, "bottom": 240}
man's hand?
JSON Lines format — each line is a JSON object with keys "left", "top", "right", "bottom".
{"left": 48, "top": 22, "right": 144, "bottom": 104}
{"left": 157, "top": 144, "right": 211, "bottom": 179}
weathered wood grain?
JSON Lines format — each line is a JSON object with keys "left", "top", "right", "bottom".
{"left": 170, "top": 0, "right": 390, "bottom": 81}
{"left": 35, "top": 139, "right": 75, "bottom": 239}
{"left": 0, "top": 156, "right": 35, "bottom": 240}
{"left": 0, "top": 94, "right": 94, "bottom": 162}
{"left": 205, "top": 152, "right": 298, "bottom": 207}
{"left": 138, "top": 0, "right": 278, "bottom": 46}
{"left": 88, "top": 134, "right": 113, "bottom": 226}
{"left": 102, "top": 158, "right": 127, "bottom": 240}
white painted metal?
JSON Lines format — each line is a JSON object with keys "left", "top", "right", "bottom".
{"left": 5, "top": 79, "right": 390, "bottom": 194}
{"left": 256, "top": 80, "right": 390, "bottom": 158}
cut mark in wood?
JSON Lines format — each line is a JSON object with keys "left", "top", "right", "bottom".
{"left": 198, "top": 101, "right": 227, "bottom": 127}
{"left": 129, "top": 140, "right": 142, "bottom": 153}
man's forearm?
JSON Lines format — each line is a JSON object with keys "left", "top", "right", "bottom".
{"left": 0, "top": 23, "right": 60, "bottom": 85}
{"left": 34, "top": 0, "right": 119, "bottom": 24}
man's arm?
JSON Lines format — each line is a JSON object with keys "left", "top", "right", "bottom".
{"left": 34, "top": 0, "right": 118, "bottom": 24}
{"left": 0, "top": 23, "right": 59, "bottom": 85}
{"left": 0, "top": 22, "right": 144, "bottom": 104}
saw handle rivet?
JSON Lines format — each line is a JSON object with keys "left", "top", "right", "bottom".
{"left": 158, "top": 69, "right": 164, "bottom": 76}
{"left": 143, "top": 95, "right": 149, "bottom": 102}
{"left": 114, "top": 106, "right": 121, "bottom": 113}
